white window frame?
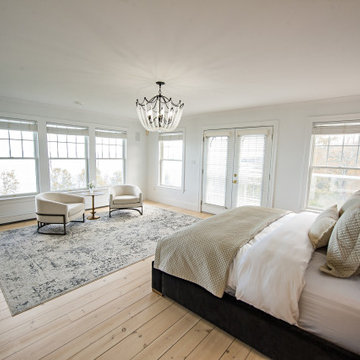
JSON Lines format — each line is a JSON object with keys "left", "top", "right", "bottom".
{"left": 201, "top": 126, "right": 274, "bottom": 214}
{"left": 306, "top": 119, "right": 360, "bottom": 210}
{"left": 199, "top": 121, "right": 278, "bottom": 213}
{"left": 158, "top": 131, "right": 185, "bottom": 190}
{"left": 95, "top": 128, "right": 127, "bottom": 187}
{"left": 46, "top": 123, "right": 89, "bottom": 192}
{"left": 0, "top": 118, "right": 39, "bottom": 198}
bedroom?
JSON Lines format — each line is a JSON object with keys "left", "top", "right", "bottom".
{"left": 0, "top": 0, "right": 360, "bottom": 359}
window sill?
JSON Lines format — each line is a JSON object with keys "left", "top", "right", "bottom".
{"left": 0, "top": 194, "right": 37, "bottom": 202}
{"left": 51, "top": 188, "right": 88, "bottom": 193}
{"left": 156, "top": 185, "right": 183, "bottom": 192}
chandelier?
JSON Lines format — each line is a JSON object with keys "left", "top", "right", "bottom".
{"left": 136, "top": 81, "right": 184, "bottom": 132}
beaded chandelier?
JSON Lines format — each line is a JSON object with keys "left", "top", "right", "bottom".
{"left": 136, "top": 81, "right": 184, "bottom": 132}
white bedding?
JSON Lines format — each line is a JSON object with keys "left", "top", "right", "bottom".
{"left": 227, "top": 211, "right": 360, "bottom": 354}
{"left": 229, "top": 211, "right": 317, "bottom": 324}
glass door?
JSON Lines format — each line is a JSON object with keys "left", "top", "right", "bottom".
{"left": 201, "top": 127, "right": 273, "bottom": 214}
{"left": 232, "top": 127, "right": 273, "bottom": 207}
{"left": 201, "top": 130, "right": 234, "bottom": 214}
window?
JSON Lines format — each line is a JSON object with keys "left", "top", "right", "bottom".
{"left": 159, "top": 132, "right": 183, "bottom": 188}
{"left": 307, "top": 121, "right": 360, "bottom": 210}
{"left": 95, "top": 129, "right": 126, "bottom": 186}
{"left": 47, "top": 123, "right": 88, "bottom": 191}
{"left": 0, "top": 118, "right": 38, "bottom": 196}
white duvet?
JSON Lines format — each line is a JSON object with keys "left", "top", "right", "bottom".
{"left": 228, "top": 211, "right": 318, "bottom": 325}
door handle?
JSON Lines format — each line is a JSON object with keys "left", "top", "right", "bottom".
{"left": 232, "top": 180, "right": 237, "bottom": 184}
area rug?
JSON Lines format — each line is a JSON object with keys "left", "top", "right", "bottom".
{"left": 0, "top": 205, "right": 200, "bottom": 315}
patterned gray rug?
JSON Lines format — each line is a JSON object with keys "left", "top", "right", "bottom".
{"left": 0, "top": 205, "right": 200, "bottom": 315}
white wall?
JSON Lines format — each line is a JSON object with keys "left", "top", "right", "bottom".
{"left": 146, "top": 96, "right": 360, "bottom": 212}
{"left": 2, "top": 94, "right": 360, "bottom": 223}
{"left": 0, "top": 97, "right": 147, "bottom": 223}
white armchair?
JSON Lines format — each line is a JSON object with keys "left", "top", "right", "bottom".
{"left": 109, "top": 184, "right": 143, "bottom": 217}
{"left": 35, "top": 192, "right": 85, "bottom": 235}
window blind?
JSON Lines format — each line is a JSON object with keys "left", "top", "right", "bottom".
{"left": 236, "top": 134, "right": 266, "bottom": 206}
{"left": 313, "top": 121, "right": 360, "bottom": 135}
{"left": 0, "top": 118, "right": 37, "bottom": 132}
{"left": 46, "top": 123, "right": 88, "bottom": 136}
{"left": 204, "top": 129, "right": 233, "bottom": 138}
{"left": 95, "top": 129, "right": 127, "bottom": 139}
{"left": 159, "top": 132, "right": 183, "bottom": 141}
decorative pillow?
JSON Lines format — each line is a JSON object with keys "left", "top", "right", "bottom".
{"left": 320, "top": 207, "right": 360, "bottom": 278}
{"left": 308, "top": 205, "right": 338, "bottom": 249}
{"left": 339, "top": 190, "right": 360, "bottom": 216}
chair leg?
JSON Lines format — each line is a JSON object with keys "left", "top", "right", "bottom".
{"left": 37, "top": 223, "right": 67, "bottom": 235}
{"left": 71, "top": 214, "right": 86, "bottom": 223}
{"left": 132, "top": 208, "right": 142, "bottom": 215}
{"left": 36, "top": 214, "right": 67, "bottom": 235}
{"left": 109, "top": 207, "right": 143, "bottom": 216}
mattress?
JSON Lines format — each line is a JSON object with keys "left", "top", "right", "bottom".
{"left": 226, "top": 212, "right": 360, "bottom": 355}
{"left": 298, "top": 250, "right": 360, "bottom": 355}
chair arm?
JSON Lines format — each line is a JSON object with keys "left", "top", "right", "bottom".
{"left": 58, "top": 193, "right": 85, "bottom": 204}
{"left": 36, "top": 199, "right": 68, "bottom": 215}
{"left": 130, "top": 185, "right": 142, "bottom": 197}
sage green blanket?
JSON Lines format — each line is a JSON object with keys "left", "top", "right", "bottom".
{"left": 154, "top": 206, "right": 289, "bottom": 297}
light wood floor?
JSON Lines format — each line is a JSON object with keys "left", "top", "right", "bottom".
{"left": 0, "top": 201, "right": 267, "bottom": 360}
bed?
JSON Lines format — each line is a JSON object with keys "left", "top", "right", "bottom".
{"left": 152, "top": 206, "right": 360, "bottom": 360}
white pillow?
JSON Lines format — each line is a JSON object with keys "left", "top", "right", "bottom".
{"left": 308, "top": 205, "right": 338, "bottom": 249}
{"left": 339, "top": 190, "right": 360, "bottom": 216}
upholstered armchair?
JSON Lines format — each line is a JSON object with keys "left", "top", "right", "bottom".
{"left": 35, "top": 192, "right": 85, "bottom": 235}
{"left": 109, "top": 184, "right": 143, "bottom": 217}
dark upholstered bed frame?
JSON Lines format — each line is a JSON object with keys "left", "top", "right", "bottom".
{"left": 152, "top": 262, "right": 359, "bottom": 360}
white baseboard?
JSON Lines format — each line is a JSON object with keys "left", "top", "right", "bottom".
{"left": 147, "top": 196, "right": 198, "bottom": 212}
{"left": 0, "top": 212, "right": 36, "bottom": 224}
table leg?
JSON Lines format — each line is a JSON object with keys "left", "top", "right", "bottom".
{"left": 87, "top": 194, "right": 100, "bottom": 220}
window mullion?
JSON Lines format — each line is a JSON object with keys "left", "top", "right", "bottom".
{"left": 66, "top": 135, "right": 69, "bottom": 158}
{"left": 8, "top": 130, "right": 11, "bottom": 158}
{"left": 21, "top": 132, "right": 24, "bottom": 158}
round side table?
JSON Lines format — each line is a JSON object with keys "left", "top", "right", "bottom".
{"left": 80, "top": 191, "right": 105, "bottom": 220}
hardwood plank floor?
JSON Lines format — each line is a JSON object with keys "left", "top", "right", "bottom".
{"left": 0, "top": 201, "right": 267, "bottom": 360}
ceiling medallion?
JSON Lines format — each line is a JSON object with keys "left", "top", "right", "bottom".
{"left": 136, "top": 81, "right": 184, "bottom": 132}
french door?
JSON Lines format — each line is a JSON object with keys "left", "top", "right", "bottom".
{"left": 201, "top": 127, "right": 273, "bottom": 214}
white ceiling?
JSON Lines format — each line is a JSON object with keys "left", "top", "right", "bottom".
{"left": 0, "top": 0, "right": 360, "bottom": 120}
